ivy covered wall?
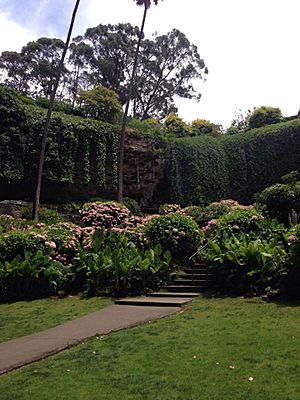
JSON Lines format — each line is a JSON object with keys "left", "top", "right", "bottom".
{"left": 1, "top": 86, "right": 300, "bottom": 206}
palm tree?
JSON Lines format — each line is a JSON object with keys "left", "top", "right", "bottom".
{"left": 117, "top": 0, "right": 162, "bottom": 202}
{"left": 32, "top": 0, "right": 81, "bottom": 220}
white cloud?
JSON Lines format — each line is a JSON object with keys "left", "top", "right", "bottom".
{"left": 0, "top": 13, "right": 37, "bottom": 53}
{"left": 82, "top": 0, "right": 300, "bottom": 126}
{"left": 1, "top": 0, "right": 300, "bottom": 126}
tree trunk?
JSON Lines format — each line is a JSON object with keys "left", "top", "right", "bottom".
{"left": 32, "top": 0, "right": 81, "bottom": 220}
{"left": 117, "top": 4, "right": 148, "bottom": 202}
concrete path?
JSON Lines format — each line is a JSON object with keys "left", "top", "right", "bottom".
{"left": 0, "top": 304, "right": 179, "bottom": 375}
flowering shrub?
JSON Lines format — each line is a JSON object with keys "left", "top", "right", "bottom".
{"left": 0, "top": 230, "right": 49, "bottom": 262}
{"left": 37, "top": 222, "right": 82, "bottom": 264}
{"left": 80, "top": 201, "right": 130, "bottom": 228}
{"left": 144, "top": 214, "right": 202, "bottom": 260}
{"left": 185, "top": 200, "right": 245, "bottom": 227}
{"left": 283, "top": 224, "right": 300, "bottom": 298}
{"left": 159, "top": 203, "right": 182, "bottom": 215}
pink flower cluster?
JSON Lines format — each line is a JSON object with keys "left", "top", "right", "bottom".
{"left": 160, "top": 204, "right": 182, "bottom": 215}
{"left": 80, "top": 202, "right": 130, "bottom": 228}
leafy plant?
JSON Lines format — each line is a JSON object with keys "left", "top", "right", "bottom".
{"left": 0, "top": 250, "right": 66, "bottom": 301}
{"left": 21, "top": 207, "right": 64, "bottom": 224}
{"left": 204, "top": 235, "right": 287, "bottom": 295}
{"left": 73, "top": 228, "right": 173, "bottom": 296}
{"left": 122, "top": 197, "right": 142, "bottom": 216}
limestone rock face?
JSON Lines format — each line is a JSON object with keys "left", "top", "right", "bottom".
{"left": 0, "top": 200, "right": 31, "bottom": 217}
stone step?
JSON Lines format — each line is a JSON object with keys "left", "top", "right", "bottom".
{"left": 178, "top": 273, "right": 216, "bottom": 280}
{"left": 183, "top": 268, "right": 210, "bottom": 274}
{"left": 164, "top": 285, "right": 208, "bottom": 293}
{"left": 173, "top": 279, "right": 212, "bottom": 286}
{"left": 149, "top": 292, "right": 200, "bottom": 298}
{"left": 114, "top": 297, "right": 192, "bottom": 307}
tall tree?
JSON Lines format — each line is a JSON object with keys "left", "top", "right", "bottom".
{"left": 117, "top": 0, "right": 161, "bottom": 202}
{"left": 68, "top": 37, "right": 94, "bottom": 106}
{"left": 32, "top": 0, "right": 81, "bottom": 220}
{"left": 21, "top": 37, "right": 66, "bottom": 98}
{"left": 133, "top": 29, "right": 207, "bottom": 120}
{"left": 83, "top": 23, "right": 140, "bottom": 104}
{"left": 0, "top": 51, "right": 30, "bottom": 94}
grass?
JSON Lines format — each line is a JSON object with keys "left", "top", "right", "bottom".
{"left": 0, "top": 297, "right": 300, "bottom": 399}
{"left": 0, "top": 296, "right": 112, "bottom": 342}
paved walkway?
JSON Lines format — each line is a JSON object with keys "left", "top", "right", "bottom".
{"left": 0, "top": 304, "right": 179, "bottom": 375}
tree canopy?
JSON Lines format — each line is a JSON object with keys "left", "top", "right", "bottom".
{"left": 0, "top": 23, "right": 207, "bottom": 121}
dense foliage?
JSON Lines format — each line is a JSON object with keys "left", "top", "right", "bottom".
{"left": 0, "top": 24, "right": 207, "bottom": 120}
{"left": 144, "top": 213, "right": 202, "bottom": 260}
{"left": 255, "top": 171, "right": 300, "bottom": 224}
{"left": 0, "top": 85, "right": 119, "bottom": 191}
{"left": 1, "top": 87, "right": 300, "bottom": 205}
{"left": 198, "top": 202, "right": 300, "bottom": 299}
{"left": 247, "top": 106, "right": 283, "bottom": 129}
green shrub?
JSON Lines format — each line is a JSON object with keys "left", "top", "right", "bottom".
{"left": 283, "top": 225, "right": 300, "bottom": 298}
{"left": 0, "top": 250, "right": 66, "bottom": 301}
{"left": 164, "top": 113, "right": 190, "bottom": 137}
{"left": 144, "top": 214, "right": 202, "bottom": 260}
{"left": 190, "top": 119, "right": 221, "bottom": 137}
{"left": 215, "top": 206, "right": 264, "bottom": 235}
{"left": 122, "top": 198, "right": 142, "bottom": 216}
{"left": 247, "top": 106, "right": 282, "bottom": 129}
{"left": 78, "top": 86, "right": 122, "bottom": 123}
{"left": 204, "top": 235, "right": 287, "bottom": 295}
{"left": 21, "top": 207, "right": 64, "bottom": 224}
{"left": 255, "top": 173, "right": 300, "bottom": 224}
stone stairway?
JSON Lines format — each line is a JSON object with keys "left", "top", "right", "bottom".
{"left": 115, "top": 262, "right": 215, "bottom": 308}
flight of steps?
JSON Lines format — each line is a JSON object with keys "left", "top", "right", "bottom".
{"left": 115, "top": 262, "right": 215, "bottom": 308}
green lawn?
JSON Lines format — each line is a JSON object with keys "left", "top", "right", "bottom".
{"left": 0, "top": 297, "right": 300, "bottom": 400}
{"left": 0, "top": 296, "right": 112, "bottom": 342}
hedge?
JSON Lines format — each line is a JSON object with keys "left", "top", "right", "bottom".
{"left": 1, "top": 86, "right": 300, "bottom": 205}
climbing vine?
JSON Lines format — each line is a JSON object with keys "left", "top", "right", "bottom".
{"left": 1, "top": 86, "right": 300, "bottom": 204}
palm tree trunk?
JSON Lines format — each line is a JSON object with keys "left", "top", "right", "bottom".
{"left": 117, "top": 4, "right": 148, "bottom": 202}
{"left": 32, "top": 0, "right": 81, "bottom": 220}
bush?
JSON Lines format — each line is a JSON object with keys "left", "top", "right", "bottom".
{"left": 21, "top": 207, "right": 64, "bottom": 224}
{"left": 73, "top": 228, "right": 173, "bottom": 296}
{"left": 159, "top": 203, "right": 182, "bottom": 215}
{"left": 247, "top": 106, "right": 282, "bottom": 129}
{"left": 255, "top": 173, "right": 300, "bottom": 224}
{"left": 0, "top": 250, "right": 66, "bottom": 301}
{"left": 204, "top": 235, "right": 287, "bottom": 295}
{"left": 144, "top": 214, "right": 202, "bottom": 260}
{"left": 122, "top": 198, "right": 142, "bottom": 216}
{"left": 164, "top": 113, "right": 190, "bottom": 137}
{"left": 80, "top": 201, "right": 130, "bottom": 228}
{"left": 283, "top": 225, "right": 300, "bottom": 298}
{"left": 190, "top": 119, "right": 221, "bottom": 137}
{"left": 186, "top": 200, "right": 241, "bottom": 228}
{"left": 78, "top": 86, "right": 122, "bottom": 123}
{"left": 0, "top": 230, "right": 48, "bottom": 262}
{"left": 215, "top": 206, "right": 264, "bottom": 235}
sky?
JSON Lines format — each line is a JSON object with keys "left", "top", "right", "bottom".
{"left": 0, "top": 0, "right": 299, "bottom": 127}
